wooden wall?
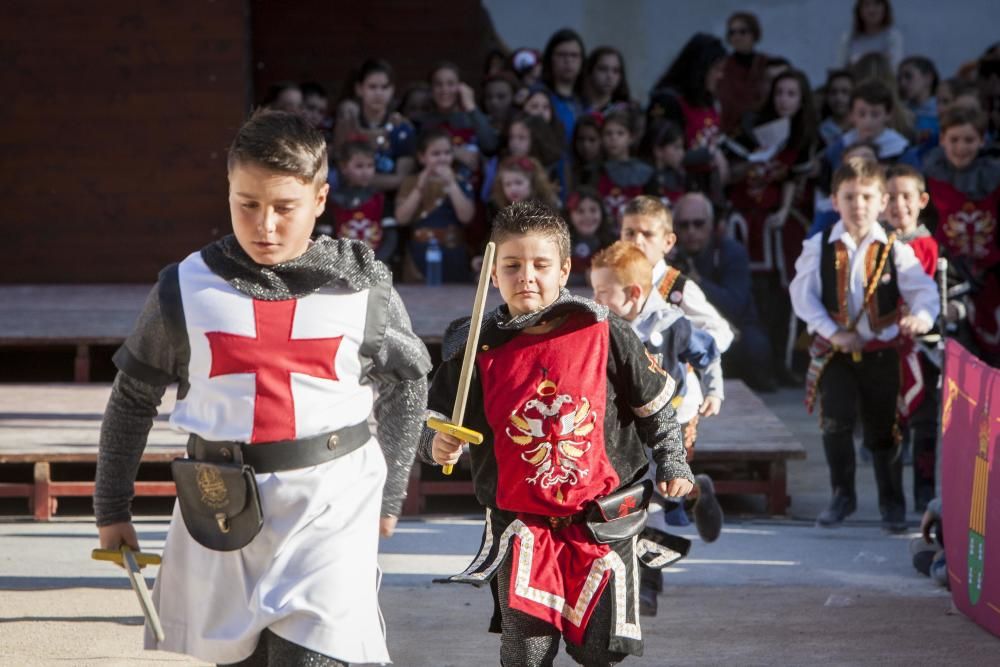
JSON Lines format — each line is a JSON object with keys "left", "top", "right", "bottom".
{"left": 1, "top": 0, "right": 493, "bottom": 283}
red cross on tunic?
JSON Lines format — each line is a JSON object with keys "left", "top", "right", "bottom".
{"left": 205, "top": 299, "right": 343, "bottom": 443}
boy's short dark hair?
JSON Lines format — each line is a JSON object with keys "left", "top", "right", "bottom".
{"left": 228, "top": 109, "right": 328, "bottom": 185}
{"left": 300, "top": 81, "right": 328, "bottom": 100}
{"left": 602, "top": 108, "right": 636, "bottom": 135}
{"left": 832, "top": 156, "right": 886, "bottom": 194}
{"left": 940, "top": 105, "right": 987, "bottom": 136}
{"left": 850, "top": 80, "right": 894, "bottom": 113}
{"left": 337, "top": 136, "right": 376, "bottom": 164}
{"left": 491, "top": 199, "right": 571, "bottom": 262}
{"left": 899, "top": 56, "right": 939, "bottom": 93}
{"left": 621, "top": 195, "right": 673, "bottom": 233}
{"left": 885, "top": 164, "right": 926, "bottom": 192}
{"left": 416, "top": 126, "right": 453, "bottom": 153}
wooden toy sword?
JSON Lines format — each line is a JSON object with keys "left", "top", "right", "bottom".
{"left": 426, "top": 241, "right": 495, "bottom": 475}
{"left": 92, "top": 545, "right": 166, "bottom": 642}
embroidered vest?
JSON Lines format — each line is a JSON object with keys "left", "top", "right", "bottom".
{"left": 819, "top": 228, "right": 899, "bottom": 333}
{"left": 657, "top": 266, "right": 688, "bottom": 306}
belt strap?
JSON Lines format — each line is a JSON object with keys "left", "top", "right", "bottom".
{"left": 186, "top": 421, "right": 371, "bottom": 474}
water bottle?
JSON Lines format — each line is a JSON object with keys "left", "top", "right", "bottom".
{"left": 425, "top": 237, "right": 443, "bottom": 286}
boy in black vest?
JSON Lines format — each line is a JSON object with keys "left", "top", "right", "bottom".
{"left": 790, "top": 157, "right": 939, "bottom": 532}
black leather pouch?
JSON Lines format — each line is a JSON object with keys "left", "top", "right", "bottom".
{"left": 170, "top": 458, "right": 263, "bottom": 551}
{"left": 584, "top": 480, "right": 654, "bottom": 544}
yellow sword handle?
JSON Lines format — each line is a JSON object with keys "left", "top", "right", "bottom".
{"left": 91, "top": 548, "right": 162, "bottom": 567}
{"left": 427, "top": 417, "right": 484, "bottom": 475}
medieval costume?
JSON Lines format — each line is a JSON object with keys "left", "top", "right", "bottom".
{"left": 597, "top": 159, "right": 655, "bottom": 223}
{"left": 419, "top": 291, "right": 693, "bottom": 664}
{"left": 790, "top": 221, "right": 939, "bottom": 529}
{"left": 324, "top": 185, "right": 395, "bottom": 263}
{"left": 95, "top": 235, "right": 431, "bottom": 665}
{"left": 924, "top": 148, "right": 1000, "bottom": 365}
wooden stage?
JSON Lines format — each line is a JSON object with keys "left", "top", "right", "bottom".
{"left": 0, "top": 381, "right": 804, "bottom": 520}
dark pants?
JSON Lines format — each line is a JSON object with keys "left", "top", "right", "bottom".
{"left": 722, "top": 321, "right": 775, "bottom": 391}
{"left": 751, "top": 271, "right": 793, "bottom": 372}
{"left": 901, "top": 354, "right": 940, "bottom": 511}
{"left": 218, "top": 628, "right": 347, "bottom": 667}
{"left": 819, "top": 348, "right": 905, "bottom": 518}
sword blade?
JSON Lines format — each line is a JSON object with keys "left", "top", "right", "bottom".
{"left": 121, "top": 546, "right": 165, "bottom": 643}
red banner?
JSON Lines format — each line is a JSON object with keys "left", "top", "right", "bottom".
{"left": 941, "top": 339, "right": 1000, "bottom": 637}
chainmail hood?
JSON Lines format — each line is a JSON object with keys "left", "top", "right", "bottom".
{"left": 200, "top": 234, "right": 390, "bottom": 300}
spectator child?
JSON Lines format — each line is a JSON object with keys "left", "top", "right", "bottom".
{"left": 510, "top": 47, "right": 543, "bottom": 89}
{"left": 570, "top": 113, "right": 603, "bottom": 189}
{"left": 424, "top": 199, "right": 694, "bottom": 664}
{"left": 481, "top": 113, "right": 562, "bottom": 204}
{"left": 898, "top": 56, "right": 940, "bottom": 158}
{"left": 397, "top": 82, "right": 432, "bottom": 129}
{"left": 300, "top": 81, "right": 330, "bottom": 134}
{"left": 337, "top": 60, "right": 417, "bottom": 198}
{"left": 727, "top": 69, "right": 818, "bottom": 384}
{"left": 565, "top": 187, "right": 616, "bottom": 285}
{"left": 482, "top": 72, "right": 520, "bottom": 133}
{"left": 885, "top": 164, "right": 939, "bottom": 511}
{"left": 423, "top": 61, "right": 499, "bottom": 172}
{"left": 581, "top": 46, "right": 638, "bottom": 118}
{"left": 819, "top": 69, "right": 854, "bottom": 148}
{"left": 924, "top": 106, "right": 1000, "bottom": 364}
{"left": 597, "top": 109, "right": 654, "bottom": 223}
{"left": 489, "top": 156, "right": 557, "bottom": 211}
{"left": 790, "top": 157, "right": 939, "bottom": 532}
{"left": 643, "top": 120, "right": 689, "bottom": 207}
{"left": 589, "top": 240, "right": 724, "bottom": 613}
{"left": 825, "top": 80, "right": 919, "bottom": 172}
{"left": 396, "top": 127, "right": 475, "bottom": 283}
{"left": 323, "top": 137, "right": 396, "bottom": 263}
{"left": 620, "top": 196, "right": 734, "bottom": 356}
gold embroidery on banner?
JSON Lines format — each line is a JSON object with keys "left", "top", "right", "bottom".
{"left": 196, "top": 464, "right": 229, "bottom": 509}
{"left": 506, "top": 379, "right": 598, "bottom": 490}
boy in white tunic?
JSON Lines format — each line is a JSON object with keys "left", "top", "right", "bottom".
{"left": 94, "top": 110, "right": 431, "bottom": 666}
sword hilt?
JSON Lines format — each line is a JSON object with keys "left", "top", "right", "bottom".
{"left": 427, "top": 417, "right": 484, "bottom": 475}
{"left": 91, "top": 548, "right": 162, "bottom": 567}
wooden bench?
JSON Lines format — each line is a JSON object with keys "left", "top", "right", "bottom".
{"left": 0, "top": 384, "right": 186, "bottom": 520}
{"left": 691, "top": 380, "right": 806, "bottom": 515}
{"left": 404, "top": 380, "right": 806, "bottom": 516}
{"left": 0, "top": 284, "right": 507, "bottom": 381}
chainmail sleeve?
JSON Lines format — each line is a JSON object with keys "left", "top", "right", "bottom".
{"left": 369, "top": 286, "right": 432, "bottom": 517}
{"left": 95, "top": 284, "right": 178, "bottom": 526}
{"left": 94, "top": 373, "right": 168, "bottom": 526}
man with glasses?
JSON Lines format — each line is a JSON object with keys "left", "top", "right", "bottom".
{"left": 672, "top": 193, "right": 776, "bottom": 392}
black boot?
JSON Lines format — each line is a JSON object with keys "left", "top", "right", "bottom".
{"left": 817, "top": 433, "right": 857, "bottom": 527}
{"left": 638, "top": 566, "right": 661, "bottom": 616}
{"left": 912, "top": 435, "right": 937, "bottom": 513}
{"left": 872, "top": 446, "right": 907, "bottom": 533}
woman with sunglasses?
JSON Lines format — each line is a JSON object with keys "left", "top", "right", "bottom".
{"left": 717, "top": 11, "right": 772, "bottom": 136}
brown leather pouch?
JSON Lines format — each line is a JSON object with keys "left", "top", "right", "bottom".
{"left": 170, "top": 459, "right": 263, "bottom": 551}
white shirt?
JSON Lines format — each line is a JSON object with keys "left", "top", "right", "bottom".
{"left": 789, "top": 221, "right": 939, "bottom": 342}
{"left": 653, "top": 258, "right": 735, "bottom": 352}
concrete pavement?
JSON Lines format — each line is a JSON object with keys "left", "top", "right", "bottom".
{"left": 0, "top": 388, "right": 997, "bottom": 665}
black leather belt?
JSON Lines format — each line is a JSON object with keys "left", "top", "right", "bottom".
{"left": 186, "top": 421, "right": 371, "bottom": 474}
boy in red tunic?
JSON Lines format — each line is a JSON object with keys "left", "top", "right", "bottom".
{"left": 423, "top": 200, "right": 693, "bottom": 665}
{"left": 323, "top": 137, "right": 394, "bottom": 262}
{"left": 886, "top": 164, "right": 940, "bottom": 511}
{"left": 924, "top": 106, "right": 1000, "bottom": 365}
